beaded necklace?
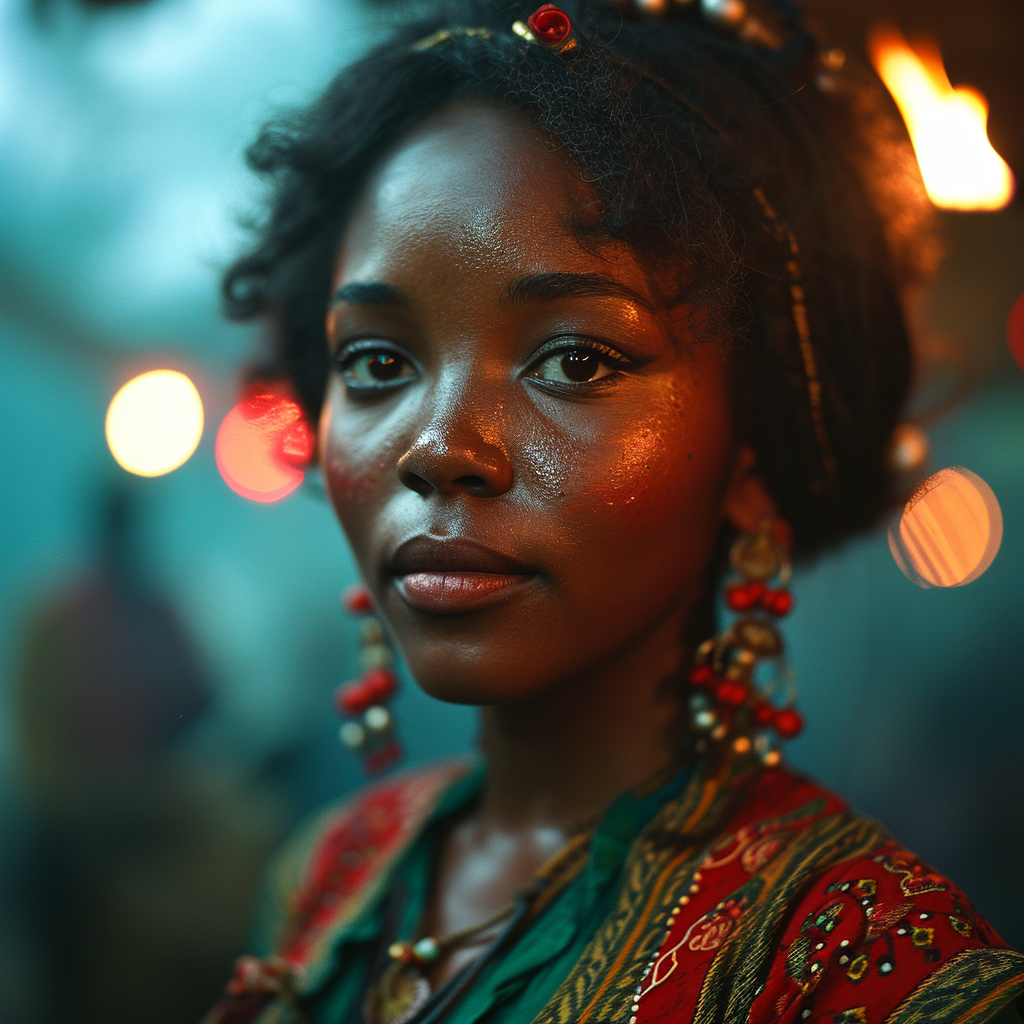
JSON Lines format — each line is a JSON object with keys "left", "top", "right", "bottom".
{"left": 363, "top": 827, "right": 595, "bottom": 1024}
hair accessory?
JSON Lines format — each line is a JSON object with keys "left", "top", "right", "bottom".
{"left": 751, "top": 187, "right": 840, "bottom": 499}
{"left": 689, "top": 521, "right": 802, "bottom": 766}
{"left": 410, "top": 25, "right": 493, "bottom": 52}
{"left": 512, "top": 5, "right": 577, "bottom": 53}
{"left": 616, "top": 0, "right": 784, "bottom": 49}
{"left": 616, "top": 0, "right": 847, "bottom": 79}
{"left": 335, "top": 586, "right": 402, "bottom": 774}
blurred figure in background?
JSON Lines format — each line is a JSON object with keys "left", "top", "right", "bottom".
{"left": 15, "top": 484, "right": 283, "bottom": 1024}
{"left": 19, "top": 485, "right": 210, "bottom": 809}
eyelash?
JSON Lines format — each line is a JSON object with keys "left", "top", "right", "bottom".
{"left": 332, "top": 336, "right": 633, "bottom": 394}
{"left": 334, "top": 341, "right": 418, "bottom": 392}
{"left": 524, "top": 336, "right": 633, "bottom": 390}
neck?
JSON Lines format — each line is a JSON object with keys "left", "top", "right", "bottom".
{"left": 475, "top": 605, "right": 693, "bottom": 835}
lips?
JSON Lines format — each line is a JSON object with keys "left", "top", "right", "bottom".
{"left": 389, "top": 536, "right": 536, "bottom": 613}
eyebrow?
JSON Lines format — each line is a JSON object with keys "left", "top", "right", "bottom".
{"left": 330, "top": 274, "right": 655, "bottom": 313}
{"left": 331, "top": 282, "right": 409, "bottom": 308}
{"left": 504, "top": 272, "right": 655, "bottom": 312}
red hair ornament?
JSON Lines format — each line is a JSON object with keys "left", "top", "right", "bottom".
{"left": 513, "top": 5, "right": 577, "bottom": 53}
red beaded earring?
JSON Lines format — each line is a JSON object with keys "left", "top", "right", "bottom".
{"left": 334, "top": 587, "right": 402, "bottom": 774}
{"left": 689, "top": 521, "right": 803, "bottom": 766}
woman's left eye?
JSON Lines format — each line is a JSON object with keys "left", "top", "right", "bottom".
{"left": 527, "top": 344, "right": 626, "bottom": 387}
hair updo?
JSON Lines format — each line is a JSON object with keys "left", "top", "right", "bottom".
{"left": 222, "top": 0, "right": 935, "bottom": 559}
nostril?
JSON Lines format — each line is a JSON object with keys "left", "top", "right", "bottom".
{"left": 399, "top": 470, "right": 433, "bottom": 497}
{"left": 454, "top": 475, "right": 493, "bottom": 497}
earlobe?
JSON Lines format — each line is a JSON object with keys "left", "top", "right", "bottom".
{"left": 722, "top": 444, "right": 779, "bottom": 535}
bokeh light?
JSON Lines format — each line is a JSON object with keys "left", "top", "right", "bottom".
{"left": 888, "top": 422, "right": 931, "bottom": 477}
{"left": 215, "top": 384, "right": 313, "bottom": 503}
{"left": 1008, "top": 291, "right": 1024, "bottom": 374}
{"left": 105, "top": 369, "right": 204, "bottom": 477}
{"left": 889, "top": 466, "right": 1003, "bottom": 588}
{"left": 869, "top": 26, "right": 1014, "bottom": 211}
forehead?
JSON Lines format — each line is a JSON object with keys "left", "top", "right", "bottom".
{"left": 336, "top": 101, "right": 640, "bottom": 286}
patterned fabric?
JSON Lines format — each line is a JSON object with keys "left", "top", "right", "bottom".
{"left": 203, "top": 759, "right": 473, "bottom": 1024}
{"left": 202, "top": 756, "right": 1024, "bottom": 1024}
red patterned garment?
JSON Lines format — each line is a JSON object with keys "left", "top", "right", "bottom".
{"left": 203, "top": 757, "right": 1024, "bottom": 1024}
{"left": 619, "top": 769, "right": 1024, "bottom": 1024}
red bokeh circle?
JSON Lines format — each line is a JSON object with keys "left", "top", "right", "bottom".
{"left": 216, "top": 384, "right": 313, "bottom": 503}
{"left": 1008, "top": 290, "right": 1024, "bottom": 373}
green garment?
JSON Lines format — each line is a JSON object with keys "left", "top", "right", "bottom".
{"left": 274, "top": 762, "right": 691, "bottom": 1024}
{"left": 250, "top": 761, "right": 1024, "bottom": 1024}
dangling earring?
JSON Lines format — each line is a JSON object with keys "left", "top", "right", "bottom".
{"left": 334, "top": 586, "right": 403, "bottom": 774}
{"left": 688, "top": 520, "right": 803, "bottom": 767}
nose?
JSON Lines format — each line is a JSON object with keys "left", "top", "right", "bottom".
{"left": 397, "top": 400, "right": 514, "bottom": 500}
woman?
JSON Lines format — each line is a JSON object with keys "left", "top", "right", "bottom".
{"left": 204, "top": 1, "right": 1024, "bottom": 1021}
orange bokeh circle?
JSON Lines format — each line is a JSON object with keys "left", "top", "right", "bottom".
{"left": 889, "top": 466, "right": 1002, "bottom": 588}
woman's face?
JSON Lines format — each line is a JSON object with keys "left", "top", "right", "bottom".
{"left": 321, "top": 101, "right": 754, "bottom": 705}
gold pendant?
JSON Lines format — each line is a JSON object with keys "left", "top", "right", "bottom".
{"left": 364, "top": 960, "right": 431, "bottom": 1024}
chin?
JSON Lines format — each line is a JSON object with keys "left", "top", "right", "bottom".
{"left": 401, "top": 653, "right": 547, "bottom": 707}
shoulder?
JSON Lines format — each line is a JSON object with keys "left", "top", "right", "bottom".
{"left": 252, "top": 758, "right": 473, "bottom": 962}
{"left": 750, "top": 834, "right": 1024, "bottom": 1023}
{"left": 634, "top": 765, "right": 1024, "bottom": 1024}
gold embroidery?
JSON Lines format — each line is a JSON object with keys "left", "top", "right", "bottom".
{"left": 847, "top": 954, "right": 869, "bottom": 982}
{"left": 834, "top": 1009, "right": 867, "bottom": 1024}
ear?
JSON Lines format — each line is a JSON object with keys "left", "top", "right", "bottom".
{"left": 722, "top": 444, "right": 779, "bottom": 534}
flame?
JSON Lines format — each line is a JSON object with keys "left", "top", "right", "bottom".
{"left": 869, "top": 26, "right": 1014, "bottom": 211}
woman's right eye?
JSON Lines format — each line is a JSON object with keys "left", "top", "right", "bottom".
{"left": 336, "top": 346, "right": 417, "bottom": 392}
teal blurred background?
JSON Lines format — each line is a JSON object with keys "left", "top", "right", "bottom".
{"left": 0, "top": 0, "right": 1021, "bottom": 1020}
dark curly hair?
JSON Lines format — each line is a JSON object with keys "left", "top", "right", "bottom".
{"left": 222, "top": 0, "right": 935, "bottom": 559}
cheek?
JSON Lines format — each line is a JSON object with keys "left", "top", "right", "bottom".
{"left": 319, "top": 384, "right": 400, "bottom": 531}
{"left": 549, "top": 381, "right": 733, "bottom": 544}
